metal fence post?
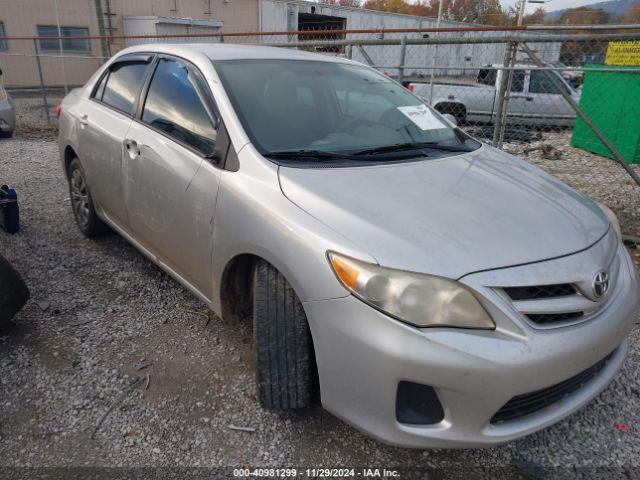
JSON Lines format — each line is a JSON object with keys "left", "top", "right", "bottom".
{"left": 345, "top": 44, "right": 352, "bottom": 59}
{"left": 427, "top": 0, "right": 444, "bottom": 104}
{"left": 497, "top": 41, "right": 519, "bottom": 147}
{"left": 520, "top": 42, "right": 640, "bottom": 186}
{"left": 492, "top": 42, "right": 515, "bottom": 147}
{"left": 53, "top": 0, "right": 68, "bottom": 94}
{"left": 33, "top": 39, "right": 51, "bottom": 125}
{"left": 398, "top": 36, "right": 407, "bottom": 85}
{"left": 355, "top": 44, "right": 374, "bottom": 66}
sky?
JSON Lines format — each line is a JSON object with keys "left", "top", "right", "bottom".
{"left": 500, "top": 0, "right": 603, "bottom": 14}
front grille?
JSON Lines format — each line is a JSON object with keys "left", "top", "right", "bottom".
{"left": 490, "top": 350, "right": 615, "bottom": 424}
{"left": 504, "top": 284, "right": 576, "bottom": 301}
{"left": 502, "top": 283, "right": 589, "bottom": 326}
{"left": 527, "top": 312, "right": 583, "bottom": 325}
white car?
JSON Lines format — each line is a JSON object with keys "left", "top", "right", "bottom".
{"left": 410, "top": 64, "right": 580, "bottom": 126}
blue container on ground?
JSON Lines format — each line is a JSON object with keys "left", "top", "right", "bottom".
{"left": 0, "top": 185, "right": 19, "bottom": 234}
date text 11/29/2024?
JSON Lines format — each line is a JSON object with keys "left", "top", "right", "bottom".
{"left": 233, "top": 468, "right": 400, "bottom": 478}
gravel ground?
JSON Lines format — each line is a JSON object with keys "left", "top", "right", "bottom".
{"left": 9, "top": 93, "right": 62, "bottom": 140}
{"left": 1, "top": 127, "right": 640, "bottom": 477}
{"left": 503, "top": 131, "right": 640, "bottom": 238}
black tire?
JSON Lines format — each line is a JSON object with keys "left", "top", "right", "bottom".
{"left": 0, "top": 130, "right": 13, "bottom": 138}
{"left": 67, "top": 158, "right": 109, "bottom": 238}
{"left": 0, "top": 253, "right": 30, "bottom": 327}
{"left": 253, "top": 260, "right": 316, "bottom": 410}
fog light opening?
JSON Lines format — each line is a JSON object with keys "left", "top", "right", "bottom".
{"left": 396, "top": 381, "right": 445, "bottom": 425}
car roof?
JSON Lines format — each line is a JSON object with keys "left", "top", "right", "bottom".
{"left": 117, "top": 43, "right": 355, "bottom": 64}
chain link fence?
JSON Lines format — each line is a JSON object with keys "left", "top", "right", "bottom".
{"left": 2, "top": 23, "right": 640, "bottom": 234}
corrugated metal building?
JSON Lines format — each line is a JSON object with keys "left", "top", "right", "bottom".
{"left": 0, "top": 0, "right": 559, "bottom": 88}
{"left": 122, "top": 16, "right": 223, "bottom": 47}
{"left": 0, "top": 0, "right": 256, "bottom": 87}
{"left": 260, "top": 0, "right": 561, "bottom": 78}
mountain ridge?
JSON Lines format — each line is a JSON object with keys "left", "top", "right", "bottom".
{"left": 545, "top": 0, "right": 635, "bottom": 20}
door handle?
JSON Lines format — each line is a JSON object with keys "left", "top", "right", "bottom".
{"left": 124, "top": 139, "right": 141, "bottom": 158}
{"left": 79, "top": 114, "right": 89, "bottom": 127}
{"left": 525, "top": 97, "right": 534, "bottom": 101}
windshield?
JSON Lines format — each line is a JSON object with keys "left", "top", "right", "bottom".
{"left": 214, "top": 59, "right": 478, "bottom": 162}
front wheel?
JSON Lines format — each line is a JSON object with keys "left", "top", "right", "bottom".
{"left": 253, "top": 260, "right": 317, "bottom": 410}
{"left": 67, "top": 158, "right": 108, "bottom": 238}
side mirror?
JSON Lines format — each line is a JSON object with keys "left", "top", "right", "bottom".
{"left": 442, "top": 114, "right": 458, "bottom": 127}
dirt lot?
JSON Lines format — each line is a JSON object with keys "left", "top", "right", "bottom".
{"left": 2, "top": 126, "right": 640, "bottom": 477}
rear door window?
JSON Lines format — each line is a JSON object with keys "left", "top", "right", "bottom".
{"left": 100, "top": 62, "right": 149, "bottom": 115}
{"left": 141, "top": 58, "right": 218, "bottom": 156}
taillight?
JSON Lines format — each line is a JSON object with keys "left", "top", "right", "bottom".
{"left": 55, "top": 104, "right": 62, "bottom": 119}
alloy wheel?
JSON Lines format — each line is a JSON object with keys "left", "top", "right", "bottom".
{"left": 70, "top": 168, "right": 90, "bottom": 227}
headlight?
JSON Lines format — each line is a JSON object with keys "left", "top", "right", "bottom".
{"left": 596, "top": 201, "right": 622, "bottom": 241}
{"left": 328, "top": 252, "right": 495, "bottom": 329}
{"left": 0, "top": 88, "right": 6, "bottom": 102}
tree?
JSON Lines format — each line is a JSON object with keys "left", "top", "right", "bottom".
{"left": 622, "top": 1, "right": 640, "bottom": 23}
{"left": 556, "top": 8, "right": 611, "bottom": 65}
{"left": 558, "top": 7, "right": 611, "bottom": 25}
{"left": 361, "top": 0, "right": 416, "bottom": 14}
{"left": 476, "top": 0, "right": 503, "bottom": 25}
{"left": 362, "top": 0, "right": 506, "bottom": 24}
{"left": 407, "top": 1, "right": 440, "bottom": 17}
{"left": 522, "top": 7, "right": 546, "bottom": 25}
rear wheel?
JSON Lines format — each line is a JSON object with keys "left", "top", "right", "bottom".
{"left": 253, "top": 260, "right": 316, "bottom": 410}
{"left": 67, "top": 158, "right": 108, "bottom": 238}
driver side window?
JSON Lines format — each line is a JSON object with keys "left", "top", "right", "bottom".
{"left": 141, "top": 58, "right": 218, "bottom": 156}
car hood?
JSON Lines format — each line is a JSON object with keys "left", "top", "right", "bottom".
{"left": 278, "top": 145, "right": 609, "bottom": 279}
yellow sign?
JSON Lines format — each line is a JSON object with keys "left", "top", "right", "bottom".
{"left": 605, "top": 41, "right": 640, "bottom": 66}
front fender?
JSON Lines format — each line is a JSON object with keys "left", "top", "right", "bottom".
{"left": 210, "top": 145, "right": 375, "bottom": 316}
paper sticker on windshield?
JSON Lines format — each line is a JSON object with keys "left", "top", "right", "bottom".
{"left": 397, "top": 105, "right": 446, "bottom": 131}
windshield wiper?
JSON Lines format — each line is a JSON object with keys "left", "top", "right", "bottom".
{"left": 263, "top": 149, "right": 356, "bottom": 161}
{"left": 353, "top": 141, "right": 474, "bottom": 156}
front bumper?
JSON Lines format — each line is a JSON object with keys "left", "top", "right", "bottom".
{"left": 304, "top": 242, "right": 639, "bottom": 448}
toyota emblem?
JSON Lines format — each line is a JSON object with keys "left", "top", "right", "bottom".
{"left": 592, "top": 270, "right": 610, "bottom": 299}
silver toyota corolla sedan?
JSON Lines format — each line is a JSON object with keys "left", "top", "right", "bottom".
{"left": 57, "top": 44, "right": 639, "bottom": 448}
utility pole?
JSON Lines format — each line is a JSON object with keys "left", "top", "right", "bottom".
{"left": 517, "top": 0, "right": 527, "bottom": 25}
